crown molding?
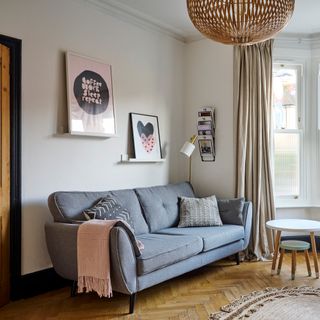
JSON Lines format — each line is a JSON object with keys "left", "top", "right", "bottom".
{"left": 81, "top": 1, "right": 320, "bottom": 47}
{"left": 83, "top": 0, "right": 187, "bottom": 43}
{"left": 185, "top": 34, "right": 205, "bottom": 43}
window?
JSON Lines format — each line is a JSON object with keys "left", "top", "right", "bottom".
{"left": 272, "top": 64, "right": 303, "bottom": 199}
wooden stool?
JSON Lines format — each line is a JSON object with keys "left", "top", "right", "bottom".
{"left": 277, "top": 240, "right": 311, "bottom": 280}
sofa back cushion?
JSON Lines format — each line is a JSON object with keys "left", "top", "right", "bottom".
{"left": 48, "top": 189, "right": 149, "bottom": 235}
{"left": 135, "top": 182, "right": 195, "bottom": 232}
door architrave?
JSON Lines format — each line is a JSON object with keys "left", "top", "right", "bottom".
{"left": 0, "top": 34, "right": 22, "bottom": 300}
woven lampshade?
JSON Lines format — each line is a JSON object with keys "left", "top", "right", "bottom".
{"left": 187, "top": 0, "right": 295, "bottom": 45}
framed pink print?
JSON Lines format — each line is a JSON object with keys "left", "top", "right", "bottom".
{"left": 130, "top": 113, "right": 162, "bottom": 160}
{"left": 66, "top": 52, "right": 116, "bottom": 137}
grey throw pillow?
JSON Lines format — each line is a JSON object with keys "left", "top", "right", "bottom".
{"left": 178, "top": 195, "right": 223, "bottom": 227}
{"left": 218, "top": 198, "right": 245, "bottom": 225}
{"left": 83, "top": 195, "right": 134, "bottom": 229}
{"left": 82, "top": 196, "right": 143, "bottom": 256}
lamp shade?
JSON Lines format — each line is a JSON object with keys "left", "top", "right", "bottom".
{"left": 187, "top": 0, "right": 295, "bottom": 45}
{"left": 180, "top": 141, "right": 196, "bottom": 158}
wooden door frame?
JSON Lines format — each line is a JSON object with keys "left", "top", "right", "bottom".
{"left": 0, "top": 34, "right": 22, "bottom": 300}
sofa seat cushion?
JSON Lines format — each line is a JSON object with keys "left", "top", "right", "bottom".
{"left": 156, "top": 225, "right": 244, "bottom": 252}
{"left": 136, "top": 234, "right": 203, "bottom": 276}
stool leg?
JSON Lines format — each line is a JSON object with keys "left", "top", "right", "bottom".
{"left": 310, "top": 232, "right": 319, "bottom": 278}
{"left": 291, "top": 250, "right": 297, "bottom": 280}
{"left": 305, "top": 250, "right": 312, "bottom": 276}
{"left": 277, "top": 248, "right": 285, "bottom": 275}
{"left": 271, "top": 230, "right": 282, "bottom": 275}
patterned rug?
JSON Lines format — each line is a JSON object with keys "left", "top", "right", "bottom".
{"left": 210, "top": 286, "right": 320, "bottom": 320}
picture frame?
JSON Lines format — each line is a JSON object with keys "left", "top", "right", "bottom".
{"left": 66, "top": 52, "right": 116, "bottom": 137}
{"left": 130, "top": 113, "right": 162, "bottom": 160}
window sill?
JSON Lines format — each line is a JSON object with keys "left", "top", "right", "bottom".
{"left": 275, "top": 202, "right": 320, "bottom": 209}
{"left": 276, "top": 203, "right": 313, "bottom": 209}
{"left": 275, "top": 198, "right": 310, "bottom": 208}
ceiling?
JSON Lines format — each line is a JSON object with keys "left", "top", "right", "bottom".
{"left": 94, "top": 0, "right": 320, "bottom": 42}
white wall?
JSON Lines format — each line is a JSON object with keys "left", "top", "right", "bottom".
{"left": 0, "top": 0, "right": 186, "bottom": 274}
{"left": 185, "top": 40, "right": 235, "bottom": 198}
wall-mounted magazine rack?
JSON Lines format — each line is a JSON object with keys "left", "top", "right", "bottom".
{"left": 197, "top": 107, "right": 215, "bottom": 162}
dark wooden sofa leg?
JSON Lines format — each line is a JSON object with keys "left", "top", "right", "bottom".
{"left": 129, "top": 293, "right": 137, "bottom": 314}
{"left": 235, "top": 252, "right": 240, "bottom": 265}
{"left": 71, "top": 280, "right": 77, "bottom": 297}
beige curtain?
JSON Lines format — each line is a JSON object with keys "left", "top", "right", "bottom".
{"left": 234, "top": 39, "right": 276, "bottom": 260}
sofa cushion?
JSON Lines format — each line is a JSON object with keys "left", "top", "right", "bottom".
{"left": 218, "top": 198, "right": 245, "bottom": 225}
{"left": 83, "top": 195, "right": 134, "bottom": 228}
{"left": 178, "top": 195, "right": 222, "bottom": 227}
{"left": 136, "top": 233, "right": 202, "bottom": 275}
{"left": 135, "top": 182, "right": 195, "bottom": 232}
{"left": 48, "top": 189, "right": 149, "bottom": 235}
{"left": 156, "top": 225, "right": 245, "bottom": 252}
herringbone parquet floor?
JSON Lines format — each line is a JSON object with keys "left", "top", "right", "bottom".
{"left": 1, "top": 254, "right": 320, "bottom": 320}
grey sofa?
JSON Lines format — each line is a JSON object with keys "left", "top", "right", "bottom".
{"left": 45, "top": 182, "right": 252, "bottom": 314}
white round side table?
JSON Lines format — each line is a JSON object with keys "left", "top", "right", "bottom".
{"left": 266, "top": 219, "right": 320, "bottom": 278}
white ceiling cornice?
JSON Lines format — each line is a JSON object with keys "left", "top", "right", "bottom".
{"left": 83, "top": 0, "right": 187, "bottom": 43}
{"left": 82, "top": 0, "right": 320, "bottom": 47}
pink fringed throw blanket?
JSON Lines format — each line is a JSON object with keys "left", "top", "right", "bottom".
{"left": 77, "top": 219, "right": 143, "bottom": 298}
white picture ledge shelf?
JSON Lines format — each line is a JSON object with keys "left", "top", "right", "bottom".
{"left": 120, "top": 158, "right": 166, "bottom": 163}
{"left": 56, "top": 132, "right": 118, "bottom": 139}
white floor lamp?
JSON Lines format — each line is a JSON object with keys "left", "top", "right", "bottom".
{"left": 180, "top": 135, "right": 197, "bottom": 182}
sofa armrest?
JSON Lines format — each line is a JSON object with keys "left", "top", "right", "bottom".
{"left": 110, "top": 226, "right": 137, "bottom": 295}
{"left": 45, "top": 223, "right": 137, "bottom": 295}
{"left": 242, "top": 202, "right": 253, "bottom": 249}
{"left": 45, "top": 223, "right": 79, "bottom": 281}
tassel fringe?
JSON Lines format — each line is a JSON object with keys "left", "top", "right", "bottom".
{"left": 78, "top": 276, "right": 113, "bottom": 298}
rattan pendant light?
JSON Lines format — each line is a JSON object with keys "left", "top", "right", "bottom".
{"left": 187, "top": 0, "right": 295, "bottom": 45}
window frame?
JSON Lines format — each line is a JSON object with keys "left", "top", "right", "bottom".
{"left": 272, "top": 62, "right": 307, "bottom": 205}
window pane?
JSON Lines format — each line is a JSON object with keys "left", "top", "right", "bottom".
{"left": 273, "top": 66, "right": 298, "bottom": 130}
{"left": 274, "top": 133, "right": 300, "bottom": 197}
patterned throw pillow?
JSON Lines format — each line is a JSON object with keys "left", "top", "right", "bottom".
{"left": 178, "top": 195, "right": 223, "bottom": 227}
{"left": 83, "top": 195, "right": 134, "bottom": 229}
